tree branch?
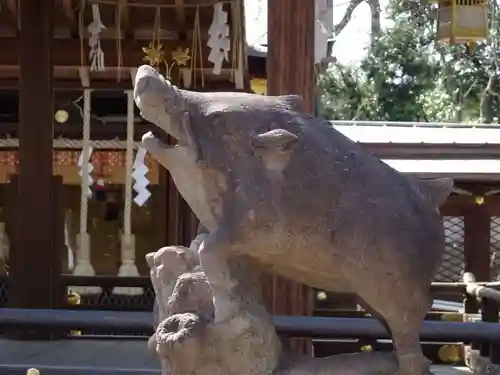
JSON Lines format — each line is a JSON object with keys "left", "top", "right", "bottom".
{"left": 480, "top": 0, "right": 500, "bottom": 123}
{"left": 334, "top": 0, "right": 365, "bottom": 36}
{"left": 366, "top": 0, "right": 382, "bottom": 47}
{"left": 480, "top": 73, "right": 498, "bottom": 123}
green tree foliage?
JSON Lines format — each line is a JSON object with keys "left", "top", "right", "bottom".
{"left": 319, "top": 0, "right": 500, "bottom": 123}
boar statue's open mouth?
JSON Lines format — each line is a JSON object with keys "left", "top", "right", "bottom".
{"left": 134, "top": 65, "right": 188, "bottom": 150}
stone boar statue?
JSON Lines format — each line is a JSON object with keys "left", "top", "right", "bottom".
{"left": 134, "top": 65, "right": 453, "bottom": 375}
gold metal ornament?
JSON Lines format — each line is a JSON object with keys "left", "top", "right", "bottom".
{"left": 141, "top": 6, "right": 190, "bottom": 82}
{"left": 172, "top": 47, "right": 191, "bottom": 67}
{"left": 142, "top": 42, "right": 165, "bottom": 67}
{"left": 440, "top": 313, "right": 463, "bottom": 322}
{"left": 438, "top": 345, "right": 462, "bottom": 363}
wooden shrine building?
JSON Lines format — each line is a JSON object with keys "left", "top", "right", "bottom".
{"left": 0, "top": 0, "right": 329, "bottom": 352}
{"left": 0, "top": 0, "right": 499, "bottom": 360}
{"left": 0, "top": 0, "right": 248, "bottom": 306}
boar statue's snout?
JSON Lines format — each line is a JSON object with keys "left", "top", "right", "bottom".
{"left": 134, "top": 65, "right": 165, "bottom": 109}
{"left": 134, "top": 65, "right": 190, "bottom": 145}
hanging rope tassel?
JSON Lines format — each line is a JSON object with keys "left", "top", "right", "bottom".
{"left": 72, "top": 89, "right": 100, "bottom": 295}
{"left": 88, "top": 4, "right": 106, "bottom": 72}
{"left": 113, "top": 90, "right": 142, "bottom": 296}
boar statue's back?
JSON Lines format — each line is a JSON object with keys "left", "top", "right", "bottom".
{"left": 180, "top": 96, "right": 452, "bottom": 295}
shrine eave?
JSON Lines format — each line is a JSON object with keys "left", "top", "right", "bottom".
{"left": 334, "top": 124, "right": 500, "bottom": 159}
{"left": 0, "top": 0, "right": 246, "bottom": 89}
{"left": 0, "top": 121, "right": 154, "bottom": 141}
{"left": 333, "top": 123, "right": 500, "bottom": 145}
{"left": 383, "top": 159, "right": 500, "bottom": 181}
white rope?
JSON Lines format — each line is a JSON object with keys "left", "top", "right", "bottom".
{"left": 73, "top": 89, "right": 100, "bottom": 295}
{"left": 0, "top": 223, "right": 9, "bottom": 261}
{"left": 80, "top": 90, "right": 91, "bottom": 240}
{"left": 65, "top": 220, "right": 74, "bottom": 271}
{"left": 113, "top": 91, "right": 142, "bottom": 296}
{"left": 124, "top": 92, "right": 134, "bottom": 239}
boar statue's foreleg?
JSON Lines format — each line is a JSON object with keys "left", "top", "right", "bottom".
{"left": 197, "top": 232, "right": 240, "bottom": 324}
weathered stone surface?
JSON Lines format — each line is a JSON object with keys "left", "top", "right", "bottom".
{"left": 136, "top": 64, "right": 453, "bottom": 375}
{"left": 147, "top": 232, "right": 402, "bottom": 375}
{"left": 147, "top": 230, "right": 281, "bottom": 375}
{"left": 146, "top": 245, "right": 199, "bottom": 329}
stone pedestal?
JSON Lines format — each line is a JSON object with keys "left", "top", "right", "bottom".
{"left": 146, "top": 234, "right": 400, "bottom": 375}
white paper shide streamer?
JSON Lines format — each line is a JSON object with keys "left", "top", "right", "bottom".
{"left": 132, "top": 148, "right": 151, "bottom": 207}
{"left": 207, "top": 2, "right": 230, "bottom": 75}
{"left": 114, "top": 91, "right": 142, "bottom": 295}
{"left": 88, "top": 4, "right": 106, "bottom": 72}
{"left": 78, "top": 146, "right": 94, "bottom": 197}
{"left": 72, "top": 89, "right": 100, "bottom": 295}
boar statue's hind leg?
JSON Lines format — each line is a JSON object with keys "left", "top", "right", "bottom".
{"left": 389, "top": 319, "right": 431, "bottom": 375}
{"left": 357, "top": 287, "right": 432, "bottom": 375}
{"left": 383, "top": 303, "right": 431, "bottom": 375}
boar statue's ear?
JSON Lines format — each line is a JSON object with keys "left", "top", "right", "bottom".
{"left": 250, "top": 129, "right": 299, "bottom": 172}
{"left": 251, "top": 129, "right": 299, "bottom": 151}
{"left": 278, "top": 95, "right": 304, "bottom": 111}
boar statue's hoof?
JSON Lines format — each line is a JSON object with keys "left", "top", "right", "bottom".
{"left": 392, "top": 354, "right": 432, "bottom": 375}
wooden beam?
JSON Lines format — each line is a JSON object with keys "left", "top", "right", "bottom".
{"left": 9, "top": 0, "right": 62, "bottom": 324}
{"left": 117, "top": 0, "right": 131, "bottom": 35}
{"left": 0, "top": 76, "right": 244, "bottom": 91}
{"left": 87, "top": 0, "right": 229, "bottom": 6}
{"left": 230, "top": 0, "right": 245, "bottom": 90}
{"left": 0, "top": 38, "right": 223, "bottom": 68}
{"left": 61, "top": 0, "right": 76, "bottom": 30}
{"left": 0, "top": 77, "right": 132, "bottom": 90}
{"left": 174, "top": 0, "right": 187, "bottom": 36}
{"left": 5, "top": 0, "right": 18, "bottom": 14}
{"left": 441, "top": 195, "right": 475, "bottom": 215}
{"left": 267, "top": 0, "right": 315, "bottom": 112}
{"left": 5, "top": 0, "right": 19, "bottom": 30}
{"left": 440, "top": 195, "right": 500, "bottom": 216}
{"left": 0, "top": 121, "right": 154, "bottom": 140}
{"left": 464, "top": 203, "right": 491, "bottom": 282}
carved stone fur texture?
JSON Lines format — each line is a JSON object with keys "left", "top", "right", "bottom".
{"left": 136, "top": 64, "right": 452, "bottom": 375}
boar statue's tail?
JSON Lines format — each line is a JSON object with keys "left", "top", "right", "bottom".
{"left": 412, "top": 177, "right": 454, "bottom": 208}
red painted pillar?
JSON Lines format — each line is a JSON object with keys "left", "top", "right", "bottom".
{"left": 9, "top": 0, "right": 63, "bottom": 324}
{"left": 267, "top": 0, "right": 316, "bottom": 356}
